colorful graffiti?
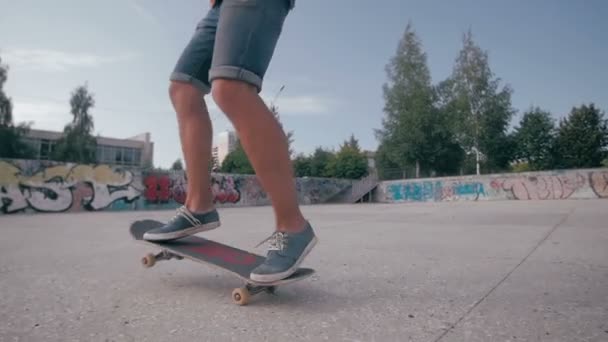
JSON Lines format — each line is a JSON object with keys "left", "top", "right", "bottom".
{"left": 378, "top": 169, "right": 608, "bottom": 203}
{"left": 0, "top": 160, "right": 141, "bottom": 214}
{"left": 1, "top": 160, "right": 354, "bottom": 214}
{"left": 589, "top": 171, "right": 608, "bottom": 198}
{"left": 143, "top": 173, "right": 242, "bottom": 206}
{"left": 491, "top": 173, "right": 586, "bottom": 200}
{"left": 0, "top": 159, "right": 354, "bottom": 215}
{"left": 386, "top": 180, "right": 486, "bottom": 202}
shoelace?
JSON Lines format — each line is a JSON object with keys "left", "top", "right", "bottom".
{"left": 255, "top": 231, "right": 288, "bottom": 251}
{"left": 169, "top": 206, "right": 202, "bottom": 226}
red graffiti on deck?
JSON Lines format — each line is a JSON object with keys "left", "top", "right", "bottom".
{"left": 185, "top": 243, "right": 257, "bottom": 265}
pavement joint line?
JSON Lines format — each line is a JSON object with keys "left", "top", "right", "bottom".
{"left": 432, "top": 207, "right": 576, "bottom": 342}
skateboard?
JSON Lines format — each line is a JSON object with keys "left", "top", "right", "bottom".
{"left": 129, "top": 219, "right": 315, "bottom": 305}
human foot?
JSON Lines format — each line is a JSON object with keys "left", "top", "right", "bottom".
{"left": 143, "top": 205, "right": 220, "bottom": 241}
{"left": 250, "top": 221, "right": 318, "bottom": 282}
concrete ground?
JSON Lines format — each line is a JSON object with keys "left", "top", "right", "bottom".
{"left": 1, "top": 200, "right": 607, "bottom": 342}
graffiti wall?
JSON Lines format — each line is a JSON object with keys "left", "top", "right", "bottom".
{"left": 376, "top": 168, "right": 608, "bottom": 203}
{"left": 0, "top": 159, "right": 353, "bottom": 215}
{"left": 141, "top": 172, "right": 353, "bottom": 210}
{"left": 0, "top": 159, "right": 143, "bottom": 214}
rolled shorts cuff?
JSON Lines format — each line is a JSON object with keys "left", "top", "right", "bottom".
{"left": 170, "top": 71, "right": 211, "bottom": 94}
{"left": 209, "top": 66, "right": 263, "bottom": 93}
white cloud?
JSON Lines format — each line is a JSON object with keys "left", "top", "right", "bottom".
{"left": 262, "top": 95, "right": 335, "bottom": 115}
{"left": 12, "top": 100, "right": 71, "bottom": 130}
{"left": 1, "top": 48, "right": 136, "bottom": 72}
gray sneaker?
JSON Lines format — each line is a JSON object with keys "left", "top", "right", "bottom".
{"left": 250, "top": 221, "right": 318, "bottom": 283}
{"left": 143, "top": 206, "right": 220, "bottom": 241}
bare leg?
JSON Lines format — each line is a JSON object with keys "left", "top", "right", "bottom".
{"left": 211, "top": 79, "right": 306, "bottom": 233}
{"left": 169, "top": 81, "right": 214, "bottom": 213}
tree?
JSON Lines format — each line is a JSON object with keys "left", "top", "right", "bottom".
{"left": 210, "top": 153, "right": 220, "bottom": 172}
{"left": 171, "top": 158, "right": 184, "bottom": 171}
{"left": 0, "top": 57, "right": 12, "bottom": 127}
{"left": 292, "top": 153, "right": 312, "bottom": 177}
{"left": 375, "top": 22, "right": 459, "bottom": 178}
{"left": 440, "top": 29, "right": 516, "bottom": 174}
{"left": 309, "top": 147, "right": 335, "bottom": 177}
{"left": 553, "top": 103, "right": 608, "bottom": 169}
{"left": 220, "top": 140, "right": 254, "bottom": 174}
{"left": 52, "top": 84, "right": 98, "bottom": 163}
{"left": 327, "top": 135, "right": 368, "bottom": 179}
{"left": 513, "top": 107, "right": 556, "bottom": 170}
{"left": 375, "top": 141, "right": 403, "bottom": 180}
{"left": 269, "top": 102, "right": 295, "bottom": 159}
{"left": 0, "top": 56, "right": 35, "bottom": 159}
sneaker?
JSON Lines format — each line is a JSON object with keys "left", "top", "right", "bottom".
{"left": 250, "top": 221, "right": 318, "bottom": 283}
{"left": 143, "top": 205, "right": 220, "bottom": 241}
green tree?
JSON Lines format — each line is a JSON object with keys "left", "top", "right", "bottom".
{"left": 0, "top": 56, "right": 35, "bottom": 159}
{"left": 440, "top": 29, "right": 516, "bottom": 174}
{"left": 327, "top": 136, "right": 368, "bottom": 179}
{"left": 553, "top": 103, "right": 608, "bottom": 168}
{"left": 376, "top": 22, "right": 459, "bottom": 178}
{"left": 309, "top": 147, "right": 335, "bottom": 177}
{"left": 220, "top": 140, "right": 254, "bottom": 174}
{"left": 52, "top": 84, "right": 98, "bottom": 163}
{"left": 513, "top": 107, "right": 556, "bottom": 170}
{"left": 171, "top": 158, "right": 184, "bottom": 170}
{"left": 292, "top": 153, "right": 312, "bottom": 177}
{"left": 375, "top": 141, "right": 403, "bottom": 180}
{"left": 269, "top": 103, "right": 295, "bottom": 159}
{"left": 0, "top": 57, "right": 12, "bottom": 127}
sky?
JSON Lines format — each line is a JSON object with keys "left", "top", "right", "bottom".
{"left": 1, "top": 0, "right": 607, "bottom": 168}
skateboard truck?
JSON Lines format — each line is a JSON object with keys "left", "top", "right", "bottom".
{"left": 141, "top": 250, "right": 183, "bottom": 268}
{"left": 232, "top": 284, "right": 277, "bottom": 306}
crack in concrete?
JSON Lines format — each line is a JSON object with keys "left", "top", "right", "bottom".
{"left": 433, "top": 207, "right": 576, "bottom": 342}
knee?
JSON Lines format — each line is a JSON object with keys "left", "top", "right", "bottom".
{"left": 211, "top": 79, "right": 256, "bottom": 114}
{"left": 169, "top": 81, "right": 204, "bottom": 113}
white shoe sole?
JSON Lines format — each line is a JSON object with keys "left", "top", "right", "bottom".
{"left": 143, "top": 221, "right": 221, "bottom": 241}
{"left": 250, "top": 235, "right": 318, "bottom": 283}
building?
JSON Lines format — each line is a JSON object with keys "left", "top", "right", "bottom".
{"left": 21, "top": 129, "right": 154, "bottom": 168}
{"left": 212, "top": 130, "right": 238, "bottom": 168}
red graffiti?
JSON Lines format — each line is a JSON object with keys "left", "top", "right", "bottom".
{"left": 211, "top": 176, "right": 240, "bottom": 204}
{"left": 590, "top": 171, "right": 608, "bottom": 198}
{"left": 144, "top": 175, "right": 171, "bottom": 203}
{"left": 186, "top": 243, "right": 257, "bottom": 265}
{"left": 70, "top": 182, "right": 93, "bottom": 212}
{"left": 144, "top": 174, "right": 241, "bottom": 204}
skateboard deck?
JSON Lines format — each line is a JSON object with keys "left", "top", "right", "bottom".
{"left": 129, "top": 219, "right": 315, "bottom": 305}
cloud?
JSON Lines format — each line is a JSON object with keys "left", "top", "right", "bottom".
{"left": 12, "top": 99, "right": 71, "bottom": 130}
{"left": 1, "top": 48, "right": 136, "bottom": 72}
{"left": 261, "top": 95, "right": 335, "bottom": 115}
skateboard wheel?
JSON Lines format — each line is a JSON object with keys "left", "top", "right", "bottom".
{"left": 232, "top": 287, "right": 250, "bottom": 306}
{"left": 141, "top": 253, "right": 156, "bottom": 268}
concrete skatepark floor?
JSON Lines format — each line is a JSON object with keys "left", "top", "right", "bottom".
{"left": 1, "top": 200, "right": 607, "bottom": 341}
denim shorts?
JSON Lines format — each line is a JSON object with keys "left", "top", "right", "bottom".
{"left": 170, "top": 0, "right": 294, "bottom": 94}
